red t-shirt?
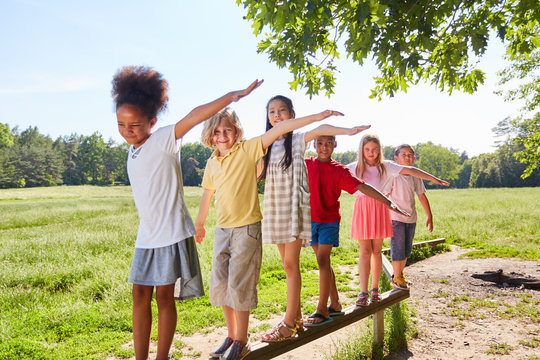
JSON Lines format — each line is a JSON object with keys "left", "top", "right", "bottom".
{"left": 305, "top": 157, "right": 364, "bottom": 223}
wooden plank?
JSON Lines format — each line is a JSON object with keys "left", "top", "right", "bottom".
{"left": 244, "top": 289, "right": 409, "bottom": 360}
{"left": 381, "top": 253, "right": 393, "bottom": 280}
{"left": 382, "top": 238, "right": 446, "bottom": 254}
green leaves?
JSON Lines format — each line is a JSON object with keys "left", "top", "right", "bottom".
{"left": 238, "top": 0, "right": 539, "bottom": 98}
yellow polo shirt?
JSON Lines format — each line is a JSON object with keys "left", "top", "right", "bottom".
{"left": 202, "top": 137, "right": 266, "bottom": 228}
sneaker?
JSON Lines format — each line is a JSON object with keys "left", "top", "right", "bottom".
{"left": 210, "top": 337, "right": 233, "bottom": 358}
{"left": 403, "top": 274, "right": 412, "bottom": 285}
{"left": 391, "top": 274, "right": 410, "bottom": 290}
{"left": 220, "top": 339, "right": 251, "bottom": 360}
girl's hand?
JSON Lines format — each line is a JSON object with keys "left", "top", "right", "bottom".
{"left": 434, "top": 178, "right": 450, "bottom": 187}
{"left": 195, "top": 224, "right": 206, "bottom": 244}
{"left": 389, "top": 202, "right": 410, "bottom": 217}
{"left": 346, "top": 125, "right": 371, "bottom": 135}
{"left": 230, "top": 79, "right": 264, "bottom": 102}
{"left": 318, "top": 110, "right": 344, "bottom": 120}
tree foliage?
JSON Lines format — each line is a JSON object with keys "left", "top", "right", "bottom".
{"left": 237, "top": 0, "right": 539, "bottom": 98}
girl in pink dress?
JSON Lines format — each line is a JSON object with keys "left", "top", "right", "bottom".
{"left": 348, "top": 134, "right": 449, "bottom": 305}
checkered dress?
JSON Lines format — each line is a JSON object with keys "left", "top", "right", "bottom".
{"left": 262, "top": 132, "right": 312, "bottom": 246}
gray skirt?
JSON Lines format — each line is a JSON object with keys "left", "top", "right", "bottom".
{"left": 128, "top": 236, "right": 204, "bottom": 301}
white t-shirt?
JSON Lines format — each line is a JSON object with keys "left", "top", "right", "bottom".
{"left": 127, "top": 125, "right": 196, "bottom": 248}
{"left": 389, "top": 175, "right": 426, "bottom": 223}
{"left": 347, "top": 160, "right": 403, "bottom": 195}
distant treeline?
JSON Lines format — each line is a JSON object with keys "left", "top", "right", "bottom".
{"left": 0, "top": 123, "right": 538, "bottom": 189}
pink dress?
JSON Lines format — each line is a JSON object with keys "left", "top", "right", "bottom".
{"left": 347, "top": 161, "right": 403, "bottom": 240}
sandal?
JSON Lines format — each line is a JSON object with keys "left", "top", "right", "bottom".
{"left": 371, "top": 288, "right": 381, "bottom": 303}
{"left": 295, "top": 318, "right": 305, "bottom": 332}
{"left": 261, "top": 320, "right": 297, "bottom": 342}
{"left": 355, "top": 292, "right": 369, "bottom": 307}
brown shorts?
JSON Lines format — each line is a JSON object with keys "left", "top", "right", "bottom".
{"left": 209, "top": 222, "right": 262, "bottom": 311}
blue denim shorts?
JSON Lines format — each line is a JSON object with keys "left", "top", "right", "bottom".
{"left": 390, "top": 221, "right": 416, "bottom": 261}
{"left": 310, "top": 221, "right": 340, "bottom": 247}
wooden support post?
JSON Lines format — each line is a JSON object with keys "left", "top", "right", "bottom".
{"left": 373, "top": 310, "right": 384, "bottom": 345}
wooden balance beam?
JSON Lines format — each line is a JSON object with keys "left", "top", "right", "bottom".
{"left": 243, "top": 238, "right": 444, "bottom": 359}
{"left": 244, "top": 288, "right": 410, "bottom": 360}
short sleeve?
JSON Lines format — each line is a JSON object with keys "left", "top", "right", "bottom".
{"left": 201, "top": 161, "right": 215, "bottom": 190}
{"left": 152, "top": 125, "right": 180, "bottom": 155}
{"left": 241, "top": 137, "right": 266, "bottom": 162}
{"left": 340, "top": 165, "right": 364, "bottom": 194}
{"left": 385, "top": 161, "right": 403, "bottom": 179}
{"left": 414, "top": 177, "right": 426, "bottom": 195}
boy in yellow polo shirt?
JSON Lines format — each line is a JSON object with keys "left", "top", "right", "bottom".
{"left": 195, "top": 106, "right": 343, "bottom": 360}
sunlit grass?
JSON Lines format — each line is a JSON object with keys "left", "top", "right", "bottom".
{"left": 0, "top": 186, "right": 538, "bottom": 359}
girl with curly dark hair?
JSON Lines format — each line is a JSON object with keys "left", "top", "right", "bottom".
{"left": 112, "top": 65, "right": 261, "bottom": 360}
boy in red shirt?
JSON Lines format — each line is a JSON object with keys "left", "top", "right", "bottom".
{"left": 304, "top": 135, "right": 407, "bottom": 325}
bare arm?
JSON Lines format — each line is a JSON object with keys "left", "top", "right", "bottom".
{"left": 417, "top": 192, "right": 433, "bottom": 232}
{"left": 399, "top": 166, "right": 450, "bottom": 187}
{"left": 194, "top": 188, "right": 216, "bottom": 244}
{"left": 260, "top": 110, "right": 344, "bottom": 150}
{"left": 304, "top": 124, "right": 371, "bottom": 143}
{"left": 174, "top": 79, "right": 263, "bottom": 139}
{"left": 356, "top": 182, "right": 410, "bottom": 217}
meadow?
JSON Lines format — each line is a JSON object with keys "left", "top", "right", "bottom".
{"left": 0, "top": 186, "right": 538, "bottom": 359}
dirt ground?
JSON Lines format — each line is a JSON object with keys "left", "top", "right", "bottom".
{"left": 116, "top": 246, "right": 540, "bottom": 359}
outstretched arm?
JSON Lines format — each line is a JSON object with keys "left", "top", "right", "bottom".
{"left": 194, "top": 188, "right": 215, "bottom": 244}
{"left": 356, "top": 183, "right": 410, "bottom": 217}
{"left": 399, "top": 166, "right": 450, "bottom": 187}
{"left": 174, "top": 79, "right": 263, "bottom": 139}
{"left": 260, "top": 110, "right": 344, "bottom": 150}
{"left": 417, "top": 193, "right": 433, "bottom": 232}
{"left": 304, "top": 124, "right": 371, "bottom": 143}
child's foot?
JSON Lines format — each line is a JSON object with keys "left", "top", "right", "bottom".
{"left": 370, "top": 288, "right": 381, "bottom": 302}
{"left": 327, "top": 305, "right": 345, "bottom": 316}
{"left": 209, "top": 336, "right": 233, "bottom": 358}
{"left": 220, "top": 337, "right": 251, "bottom": 360}
{"left": 391, "top": 274, "right": 410, "bottom": 290}
{"left": 261, "top": 320, "right": 297, "bottom": 342}
{"left": 295, "top": 318, "right": 305, "bottom": 332}
{"left": 304, "top": 313, "right": 333, "bottom": 327}
{"left": 355, "top": 292, "right": 369, "bottom": 307}
{"left": 403, "top": 273, "right": 412, "bottom": 285}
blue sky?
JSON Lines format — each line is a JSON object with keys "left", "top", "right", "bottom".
{"left": 0, "top": 0, "right": 522, "bottom": 156}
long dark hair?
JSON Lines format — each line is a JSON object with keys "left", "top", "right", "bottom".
{"left": 258, "top": 95, "right": 294, "bottom": 181}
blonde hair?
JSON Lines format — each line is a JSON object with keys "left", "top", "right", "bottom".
{"left": 200, "top": 107, "right": 244, "bottom": 148}
{"left": 356, "top": 134, "right": 386, "bottom": 180}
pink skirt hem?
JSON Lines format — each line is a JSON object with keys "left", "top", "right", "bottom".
{"left": 351, "top": 196, "right": 393, "bottom": 240}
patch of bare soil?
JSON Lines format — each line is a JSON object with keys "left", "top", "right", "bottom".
{"left": 114, "top": 246, "right": 540, "bottom": 359}
{"left": 388, "top": 245, "right": 540, "bottom": 360}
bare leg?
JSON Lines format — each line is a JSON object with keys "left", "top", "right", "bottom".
{"left": 132, "top": 284, "right": 153, "bottom": 360}
{"left": 277, "top": 238, "right": 303, "bottom": 329}
{"left": 235, "top": 310, "right": 250, "bottom": 344}
{"left": 358, "top": 240, "right": 373, "bottom": 293}
{"left": 392, "top": 259, "right": 406, "bottom": 277}
{"left": 309, "top": 244, "right": 335, "bottom": 320}
{"left": 370, "top": 238, "right": 384, "bottom": 290}
{"left": 155, "top": 284, "right": 176, "bottom": 360}
{"left": 223, "top": 306, "right": 236, "bottom": 339}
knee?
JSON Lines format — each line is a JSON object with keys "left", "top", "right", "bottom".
{"left": 282, "top": 258, "right": 300, "bottom": 275}
{"left": 155, "top": 287, "right": 175, "bottom": 308}
{"left": 316, "top": 254, "right": 331, "bottom": 270}
{"left": 132, "top": 285, "right": 152, "bottom": 306}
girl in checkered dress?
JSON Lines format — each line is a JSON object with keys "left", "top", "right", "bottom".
{"left": 259, "top": 96, "right": 349, "bottom": 342}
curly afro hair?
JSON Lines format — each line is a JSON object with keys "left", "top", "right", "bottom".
{"left": 111, "top": 65, "right": 168, "bottom": 119}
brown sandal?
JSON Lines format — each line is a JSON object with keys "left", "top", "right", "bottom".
{"left": 261, "top": 320, "right": 297, "bottom": 342}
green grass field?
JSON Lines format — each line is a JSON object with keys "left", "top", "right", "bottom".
{"left": 0, "top": 186, "right": 538, "bottom": 359}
